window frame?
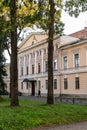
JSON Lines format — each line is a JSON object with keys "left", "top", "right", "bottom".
{"left": 75, "top": 77, "right": 80, "bottom": 89}
{"left": 32, "top": 64, "right": 34, "bottom": 74}
{"left": 54, "top": 79, "right": 57, "bottom": 89}
{"left": 46, "top": 80, "right": 48, "bottom": 89}
{"left": 63, "top": 56, "right": 68, "bottom": 69}
{"left": 74, "top": 53, "right": 79, "bottom": 68}
{"left": 38, "top": 63, "right": 41, "bottom": 73}
{"left": 64, "top": 78, "right": 68, "bottom": 89}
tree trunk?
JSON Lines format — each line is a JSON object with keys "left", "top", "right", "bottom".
{"left": 47, "top": 0, "right": 55, "bottom": 104}
{"left": 10, "top": 0, "right": 19, "bottom": 106}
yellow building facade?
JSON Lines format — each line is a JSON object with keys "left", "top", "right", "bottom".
{"left": 5, "top": 32, "right": 87, "bottom": 98}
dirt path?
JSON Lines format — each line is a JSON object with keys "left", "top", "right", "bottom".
{"left": 32, "top": 121, "right": 87, "bottom": 130}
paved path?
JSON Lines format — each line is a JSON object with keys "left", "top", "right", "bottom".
{"left": 32, "top": 121, "right": 87, "bottom": 130}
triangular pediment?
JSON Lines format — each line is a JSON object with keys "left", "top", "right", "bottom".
{"left": 18, "top": 33, "right": 48, "bottom": 51}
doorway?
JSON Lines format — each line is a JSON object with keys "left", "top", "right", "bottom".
{"left": 31, "top": 82, "right": 35, "bottom": 96}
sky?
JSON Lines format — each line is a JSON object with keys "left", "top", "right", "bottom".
{"left": 61, "top": 10, "right": 87, "bottom": 35}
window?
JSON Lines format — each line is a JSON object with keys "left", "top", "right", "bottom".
{"left": 32, "top": 64, "right": 34, "bottom": 74}
{"left": 46, "top": 80, "right": 48, "bottom": 89}
{"left": 21, "top": 67, "right": 23, "bottom": 76}
{"left": 32, "top": 53, "right": 35, "bottom": 58}
{"left": 45, "top": 61, "right": 48, "bottom": 72}
{"left": 54, "top": 60, "right": 57, "bottom": 70}
{"left": 21, "top": 82, "right": 23, "bottom": 89}
{"left": 38, "top": 63, "right": 41, "bottom": 73}
{"left": 75, "top": 77, "right": 80, "bottom": 89}
{"left": 37, "top": 51, "right": 39, "bottom": 56}
{"left": 26, "top": 82, "right": 28, "bottom": 89}
{"left": 63, "top": 56, "right": 67, "bottom": 69}
{"left": 26, "top": 66, "right": 28, "bottom": 75}
{"left": 38, "top": 80, "right": 41, "bottom": 90}
{"left": 39, "top": 50, "right": 41, "bottom": 55}
{"left": 64, "top": 78, "right": 68, "bottom": 89}
{"left": 44, "top": 49, "right": 46, "bottom": 54}
{"left": 54, "top": 79, "right": 57, "bottom": 89}
{"left": 74, "top": 54, "right": 79, "bottom": 68}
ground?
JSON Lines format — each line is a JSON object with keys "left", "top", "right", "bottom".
{"left": 32, "top": 121, "right": 87, "bottom": 130}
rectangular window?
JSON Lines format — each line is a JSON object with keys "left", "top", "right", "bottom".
{"left": 26, "top": 82, "right": 28, "bottom": 89}
{"left": 54, "top": 79, "right": 57, "bottom": 89}
{"left": 74, "top": 54, "right": 79, "bottom": 68}
{"left": 75, "top": 77, "right": 80, "bottom": 89}
{"left": 46, "top": 80, "right": 48, "bottom": 89}
{"left": 64, "top": 78, "right": 68, "bottom": 89}
{"left": 63, "top": 56, "right": 67, "bottom": 69}
{"left": 21, "top": 82, "right": 23, "bottom": 89}
{"left": 32, "top": 64, "right": 34, "bottom": 74}
{"left": 54, "top": 60, "right": 57, "bottom": 70}
{"left": 26, "top": 66, "right": 28, "bottom": 75}
{"left": 38, "top": 80, "right": 41, "bottom": 90}
{"left": 21, "top": 67, "right": 23, "bottom": 76}
{"left": 45, "top": 61, "right": 48, "bottom": 72}
{"left": 38, "top": 63, "right": 41, "bottom": 73}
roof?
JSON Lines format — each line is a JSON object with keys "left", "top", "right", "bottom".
{"left": 60, "top": 35, "right": 80, "bottom": 47}
{"left": 69, "top": 27, "right": 87, "bottom": 39}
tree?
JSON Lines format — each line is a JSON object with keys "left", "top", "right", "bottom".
{"left": 37, "top": 0, "right": 63, "bottom": 104}
{"left": 0, "top": 17, "right": 7, "bottom": 93}
{"left": 47, "top": 0, "right": 55, "bottom": 104}
{"left": 65, "top": 0, "right": 87, "bottom": 17}
{"left": 1, "top": 0, "right": 42, "bottom": 106}
{"left": 0, "top": 43, "right": 7, "bottom": 92}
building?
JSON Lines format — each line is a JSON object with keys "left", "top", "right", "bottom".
{"left": 18, "top": 32, "right": 60, "bottom": 96}
{"left": 59, "top": 36, "right": 87, "bottom": 98}
{"left": 5, "top": 30, "right": 87, "bottom": 98}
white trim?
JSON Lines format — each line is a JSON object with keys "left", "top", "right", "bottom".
{"left": 62, "top": 55, "right": 68, "bottom": 70}
{"left": 72, "top": 49, "right": 80, "bottom": 68}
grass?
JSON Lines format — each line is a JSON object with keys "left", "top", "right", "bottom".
{"left": 0, "top": 97, "right": 87, "bottom": 130}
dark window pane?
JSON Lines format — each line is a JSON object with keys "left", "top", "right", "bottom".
{"left": 64, "top": 78, "right": 68, "bottom": 89}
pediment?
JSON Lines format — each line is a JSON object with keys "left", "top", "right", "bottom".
{"left": 18, "top": 33, "right": 48, "bottom": 51}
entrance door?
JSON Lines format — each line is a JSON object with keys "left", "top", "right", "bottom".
{"left": 31, "top": 82, "right": 35, "bottom": 96}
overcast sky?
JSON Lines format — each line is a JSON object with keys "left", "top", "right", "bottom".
{"left": 61, "top": 10, "right": 87, "bottom": 35}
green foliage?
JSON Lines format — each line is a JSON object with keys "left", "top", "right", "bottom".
{"left": 36, "top": 0, "right": 64, "bottom": 36}
{"left": 0, "top": 17, "right": 7, "bottom": 91}
{"left": 0, "top": 98, "right": 87, "bottom": 130}
{"left": 65, "top": 0, "right": 87, "bottom": 17}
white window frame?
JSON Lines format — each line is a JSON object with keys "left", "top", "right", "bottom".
{"left": 72, "top": 49, "right": 80, "bottom": 68}
{"left": 54, "top": 59, "right": 57, "bottom": 70}
{"left": 73, "top": 53, "right": 80, "bottom": 68}
{"left": 62, "top": 55, "right": 68, "bottom": 69}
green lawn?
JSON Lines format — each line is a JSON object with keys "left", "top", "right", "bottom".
{"left": 0, "top": 97, "right": 87, "bottom": 130}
